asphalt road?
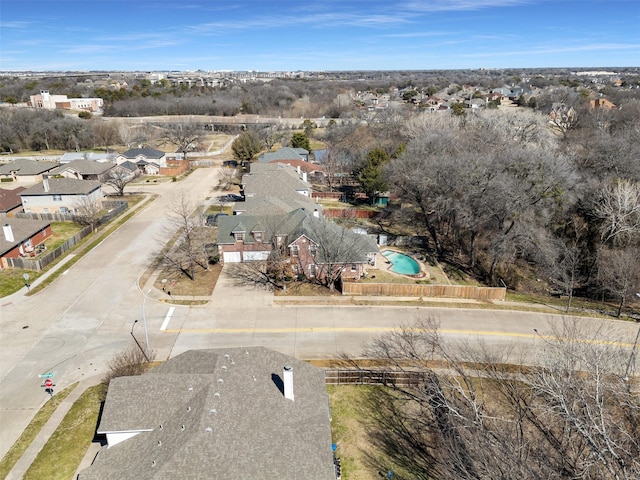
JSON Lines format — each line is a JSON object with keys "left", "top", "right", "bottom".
{"left": 1, "top": 167, "right": 638, "bottom": 460}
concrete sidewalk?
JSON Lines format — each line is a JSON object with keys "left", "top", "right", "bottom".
{"left": 5, "top": 378, "right": 99, "bottom": 480}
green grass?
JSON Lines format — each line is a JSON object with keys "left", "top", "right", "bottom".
{"left": 0, "top": 383, "right": 77, "bottom": 480}
{"left": 328, "top": 385, "right": 408, "bottom": 480}
{"left": 22, "top": 385, "right": 103, "bottom": 480}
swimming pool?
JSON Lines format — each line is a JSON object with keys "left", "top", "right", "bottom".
{"left": 381, "top": 250, "right": 421, "bottom": 275}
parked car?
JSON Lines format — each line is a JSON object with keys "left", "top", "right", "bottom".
{"left": 218, "top": 194, "right": 243, "bottom": 202}
{"left": 206, "top": 213, "right": 228, "bottom": 226}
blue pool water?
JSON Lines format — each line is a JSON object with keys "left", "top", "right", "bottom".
{"left": 382, "top": 250, "right": 421, "bottom": 275}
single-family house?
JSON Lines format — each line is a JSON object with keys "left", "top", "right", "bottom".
{"left": 116, "top": 147, "right": 167, "bottom": 174}
{"left": 217, "top": 208, "right": 377, "bottom": 280}
{"left": 0, "top": 159, "right": 59, "bottom": 183}
{"left": 48, "top": 159, "right": 116, "bottom": 181}
{"left": 0, "top": 187, "right": 26, "bottom": 217}
{"left": 20, "top": 178, "right": 102, "bottom": 214}
{"left": 235, "top": 162, "right": 322, "bottom": 216}
{"left": 59, "top": 152, "right": 116, "bottom": 164}
{"left": 1, "top": 218, "right": 52, "bottom": 267}
{"left": 78, "top": 347, "right": 336, "bottom": 480}
{"left": 258, "top": 147, "right": 310, "bottom": 163}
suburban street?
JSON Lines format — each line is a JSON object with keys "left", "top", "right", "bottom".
{"left": 1, "top": 166, "right": 638, "bottom": 460}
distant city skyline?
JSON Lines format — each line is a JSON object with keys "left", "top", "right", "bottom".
{"left": 1, "top": 0, "right": 639, "bottom": 72}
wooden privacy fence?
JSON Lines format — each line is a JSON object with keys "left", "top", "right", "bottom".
{"left": 342, "top": 282, "right": 506, "bottom": 300}
{"left": 324, "top": 208, "right": 377, "bottom": 219}
{"left": 7, "top": 201, "right": 128, "bottom": 271}
{"left": 325, "top": 369, "right": 427, "bottom": 387}
{"left": 6, "top": 225, "right": 92, "bottom": 271}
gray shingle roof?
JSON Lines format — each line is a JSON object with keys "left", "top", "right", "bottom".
{"left": 49, "top": 159, "right": 115, "bottom": 176}
{"left": 258, "top": 147, "right": 305, "bottom": 163}
{"left": 0, "top": 159, "right": 59, "bottom": 176}
{"left": 20, "top": 178, "right": 102, "bottom": 196}
{"left": 240, "top": 163, "right": 320, "bottom": 215}
{"left": 79, "top": 347, "right": 335, "bottom": 480}
{"left": 0, "top": 186, "right": 25, "bottom": 213}
{"left": 120, "top": 147, "right": 165, "bottom": 160}
{"left": 0, "top": 218, "right": 51, "bottom": 256}
{"left": 217, "top": 208, "right": 378, "bottom": 262}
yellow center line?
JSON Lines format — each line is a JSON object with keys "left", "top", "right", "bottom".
{"left": 163, "top": 327, "right": 636, "bottom": 347}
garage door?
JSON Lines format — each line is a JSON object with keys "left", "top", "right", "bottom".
{"left": 223, "top": 252, "right": 241, "bottom": 263}
{"left": 243, "top": 251, "right": 270, "bottom": 261}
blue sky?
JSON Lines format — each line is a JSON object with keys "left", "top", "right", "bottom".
{"left": 1, "top": 0, "right": 638, "bottom": 71}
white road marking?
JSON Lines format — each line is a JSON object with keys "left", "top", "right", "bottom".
{"left": 160, "top": 307, "right": 175, "bottom": 331}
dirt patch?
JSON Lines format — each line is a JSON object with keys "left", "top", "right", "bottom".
{"left": 153, "top": 263, "right": 222, "bottom": 296}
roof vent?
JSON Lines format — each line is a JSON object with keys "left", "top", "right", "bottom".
{"left": 181, "top": 425, "right": 185, "bottom": 431}
{"left": 159, "top": 424, "right": 163, "bottom": 430}
{"left": 210, "top": 408, "right": 217, "bottom": 414}
{"left": 214, "top": 392, "right": 220, "bottom": 398}
{"left": 187, "top": 406, "right": 191, "bottom": 412}
{"left": 224, "top": 353, "right": 230, "bottom": 359}
{"left": 221, "top": 365, "right": 227, "bottom": 371}
{"left": 205, "top": 427, "right": 213, "bottom": 433}
{"left": 188, "top": 385, "right": 193, "bottom": 391}
{"left": 152, "top": 461, "right": 156, "bottom": 467}
{"left": 218, "top": 378, "right": 224, "bottom": 384}
{"left": 157, "top": 440, "right": 162, "bottom": 447}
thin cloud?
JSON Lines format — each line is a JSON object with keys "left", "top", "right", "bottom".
{"left": 0, "top": 20, "right": 33, "bottom": 29}
{"left": 187, "top": 11, "right": 411, "bottom": 35}
{"left": 404, "top": 0, "right": 533, "bottom": 12}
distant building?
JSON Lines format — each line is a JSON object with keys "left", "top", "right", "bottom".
{"left": 29, "top": 90, "right": 103, "bottom": 112}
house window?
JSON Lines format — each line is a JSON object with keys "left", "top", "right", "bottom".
{"left": 254, "top": 232, "right": 263, "bottom": 242}
{"left": 43, "top": 208, "right": 49, "bottom": 214}
{"left": 53, "top": 194, "right": 62, "bottom": 201}
{"left": 60, "top": 207, "right": 68, "bottom": 214}
{"left": 309, "top": 244, "right": 316, "bottom": 256}
{"left": 234, "top": 232, "right": 245, "bottom": 242}
{"left": 351, "top": 263, "right": 357, "bottom": 272}
{"left": 291, "top": 245, "right": 299, "bottom": 257}
{"left": 309, "top": 264, "right": 316, "bottom": 277}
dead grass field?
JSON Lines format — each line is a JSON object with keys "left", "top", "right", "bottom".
{"left": 153, "top": 263, "right": 222, "bottom": 297}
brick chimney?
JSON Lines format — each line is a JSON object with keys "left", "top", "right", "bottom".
{"left": 3, "top": 224, "right": 14, "bottom": 242}
{"left": 283, "top": 365, "right": 294, "bottom": 401}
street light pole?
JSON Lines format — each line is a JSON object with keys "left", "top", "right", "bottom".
{"left": 142, "top": 289, "right": 151, "bottom": 361}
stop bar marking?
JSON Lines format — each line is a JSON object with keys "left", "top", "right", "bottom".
{"left": 160, "top": 307, "right": 175, "bottom": 331}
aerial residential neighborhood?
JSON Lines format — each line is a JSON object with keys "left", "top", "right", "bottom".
{"left": 1, "top": 0, "right": 639, "bottom": 477}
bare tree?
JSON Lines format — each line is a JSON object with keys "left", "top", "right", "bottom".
{"left": 72, "top": 197, "right": 103, "bottom": 232}
{"left": 100, "top": 344, "right": 155, "bottom": 399}
{"left": 161, "top": 122, "right": 202, "bottom": 160}
{"left": 161, "top": 192, "right": 211, "bottom": 281}
{"left": 353, "top": 316, "right": 640, "bottom": 480}
{"left": 92, "top": 120, "right": 121, "bottom": 152}
{"left": 304, "top": 218, "right": 376, "bottom": 292}
{"left": 103, "top": 166, "right": 137, "bottom": 196}
{"left": 258, "top": 124, "right": 285, "bottom": 151}
{"left": 217, "top": 165, "right": 237, "bottom": 191}
{"left": 597, "top": 247, "right": 640, "bottom": 317}
{"left": 595, "top": 179, "right": 640, "bottom": 246}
